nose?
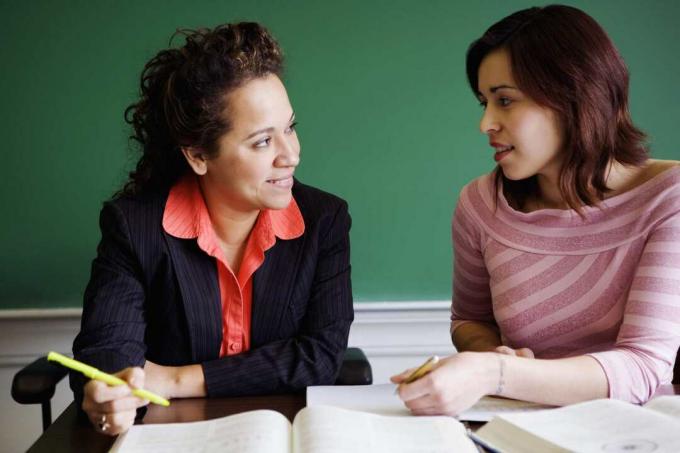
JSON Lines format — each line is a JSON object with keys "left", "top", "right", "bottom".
{"left": 479, "top": 106, "right": 500, "bottom": 135}
{"left": 275, "top": 134, "right": 300, "bottom": 167}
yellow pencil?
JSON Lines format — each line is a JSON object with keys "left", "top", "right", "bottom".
{"left": 396, "top": 355, "right": 440, "bottom": 394}
{"left": 47, "top": 351, "right": 170, "bottom": 407}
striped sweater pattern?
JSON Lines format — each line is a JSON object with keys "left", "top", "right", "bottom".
{"left": 451, "top": 166, "right": 680, "bottom": 403}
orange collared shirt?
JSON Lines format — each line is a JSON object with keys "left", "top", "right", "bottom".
{"left": 162, "top": 174, "right": 305, "bottom": 357}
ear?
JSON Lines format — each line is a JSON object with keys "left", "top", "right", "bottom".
{"left": 181, "top": 147, "right": 208, "bottom": 176}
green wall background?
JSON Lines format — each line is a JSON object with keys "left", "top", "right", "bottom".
{"left": 1, "top": 0, "right": 678, "bottom": 308}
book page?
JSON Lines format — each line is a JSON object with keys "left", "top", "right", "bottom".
{"left": 307, "top": 383, "right": 550, "bottom": 421}
{"left": 644, "top": 395, "right": 680, "bottom": 419}
{"left": 109, "top": 409, "right": 291, "bottom": 453}
{"left": 292, "top": 405, "right": 478, "bottom": 453}
{"left": 476, "top": 398, "right": 680, "bottom": 453}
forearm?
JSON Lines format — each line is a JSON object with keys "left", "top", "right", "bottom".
{"left": 202, "top": 322, "right": 351, "bottom": 397}
{"left": 478, "top": 352, "right": 609, "bottom": 406}
{"left": 145, "top": 362, "right": 206, "bottom": 399}
{"left": 452, "top": 321, "right": 502, "bottom": 352}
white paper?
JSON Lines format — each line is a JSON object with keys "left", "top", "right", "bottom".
{"left": 307, "top": 383, "right": 410, "bottom": 416}
{"left": 460, "top": 395, "right": 553, "bottom": 422}
{"left": 307, "top": 383, "right": 551, "bottom": 421}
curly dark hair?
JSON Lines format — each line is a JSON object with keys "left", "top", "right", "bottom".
{"left": 466, "top": 5, "right": 647, "bottom": 213}
{"left": 118, "top": 22, "right": 284, "bottom": 197}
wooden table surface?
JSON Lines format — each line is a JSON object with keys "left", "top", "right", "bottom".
{"left": 27, "top": 386, "right": 679, "bottom": 453}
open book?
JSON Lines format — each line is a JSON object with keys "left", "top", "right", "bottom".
{"left": 307, "top": 383, "right": 551, "bottom": 421}
{"left": 110, "top": 405, "right": 478, "bottom": 453}
{"left": 472, "top": 395, "right": 680, "bottom": 453}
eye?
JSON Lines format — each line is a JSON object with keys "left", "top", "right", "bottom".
{"left": 285, "top": 121, "right": 298, "bottom": 134}
{"left": 478, "top": 100, "right": 488, "bottom": 109}
{"left": 499, "top": 97, "right": 512, "bottom": 107}
{"left": 254, "top": 137, "right": 271, "bottom": 148}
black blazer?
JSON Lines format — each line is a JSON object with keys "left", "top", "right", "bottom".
{"left": 70, "top": 180, "right": 353, "bottom": 403}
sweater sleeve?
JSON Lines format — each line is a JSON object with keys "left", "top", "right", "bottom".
{"left": 588, "top": 211, "right": 680, "bottom": 403}
{"left": 450, "top": 183, "right": 494, "bottom": 336}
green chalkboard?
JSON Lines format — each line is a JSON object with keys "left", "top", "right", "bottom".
{"left": 1, "top": 0, "right": 678, "bottom": 308}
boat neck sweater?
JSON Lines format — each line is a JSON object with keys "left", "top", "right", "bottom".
{"left": 451, "top": 165, "right": 680, "bottom": 403}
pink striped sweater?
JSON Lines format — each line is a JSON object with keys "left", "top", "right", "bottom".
{"left": 451, "top": 166, "right": 680, "bottom": 403}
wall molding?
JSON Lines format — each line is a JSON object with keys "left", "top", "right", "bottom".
{"left": 0, "top": 301, "right": 450, "bottom": 318}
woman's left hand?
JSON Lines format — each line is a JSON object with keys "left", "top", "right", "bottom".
{"left": 390, "top": 352, "right": 497, "bottom": 416}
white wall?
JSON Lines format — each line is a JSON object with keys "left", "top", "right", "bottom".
{"left": 0, "top": 302, "right": 453, "bottom": 453}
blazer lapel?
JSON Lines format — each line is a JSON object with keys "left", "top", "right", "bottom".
{"left": 165, "top": 234, "right": 222, "bottom": 362}
{"left": 252, "top": 240, "right": 299, "bottom": 345}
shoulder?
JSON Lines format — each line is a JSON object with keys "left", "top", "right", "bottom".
{"left": 633, "top": 160, "right": 680, "bottom": 205}
{"left": 100, "top": 189, "right": 168, "bottom": 233}
{"left": 618, "top": 159, "right": 680, "bottom": 195}
{"left": 456, "top": 172, "right": 495, "bottom": 215}
{"left": 642, "top": 159, "right": 680, "bottom": 179}
{"left": 292, "top": 179, "right": 349, "bottom": 221}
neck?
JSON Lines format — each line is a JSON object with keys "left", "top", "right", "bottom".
{"left": 533, "top": 160, "right": 646, "bottom": 211}
{"left": 603, "top": 160, "right": 644, "bottom": 197}
{"left": 198, "top": 180, "right": 259, "bottom": 247}
{"left": 535, "top": 172, "right": 567, "bottom": 210}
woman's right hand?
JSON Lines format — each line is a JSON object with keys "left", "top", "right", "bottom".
{"left": 82, "top": 367, "right": 149, "bottom": 436}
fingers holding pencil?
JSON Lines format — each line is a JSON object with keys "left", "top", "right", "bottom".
{"left": 390, "top": 355, "right": 441, "bottom": 401}
{"left": 83, "top": 367, "right": 148, "bottom": 435}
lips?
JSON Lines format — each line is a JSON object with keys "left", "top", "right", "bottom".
{"left": 266, "top": 175, "right": 294, "bottom": 188}
{"left": 494, "top": 150, "right": 512, "bottom": 162}
{"left": 490, "top": 142, "right": 514, "bottom": 162}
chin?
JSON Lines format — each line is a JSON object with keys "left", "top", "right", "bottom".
{"left": 499, "top": 166, "right": 533, "bottom": 181}
{"left": 265, "top": 195, "right": 293, "bottom": 211}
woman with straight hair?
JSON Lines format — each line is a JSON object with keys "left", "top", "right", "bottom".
{"left": 71, "top": 22, "right": 353, "bottom": 435}
{"left": 393, "top": 5, "right": 679, "bottom": 415}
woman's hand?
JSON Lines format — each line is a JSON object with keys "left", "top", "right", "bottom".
{"left": 495, "top": 345, "right": 535, "bottom": 358}
{"left": 390, "top": 352, "right": 498, "bottom": 416}
{"left": 82, "top": 367, "right": 148, "bottom": 436}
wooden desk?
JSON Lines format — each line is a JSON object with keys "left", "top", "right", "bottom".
{"left": 27, "top": 393, "right": 305, "bottom": 453}
{"left": 27, "top": 386, "right": 679, "bottom": 453}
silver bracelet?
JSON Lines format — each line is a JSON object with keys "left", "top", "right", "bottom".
{"left": 495, "top": 354, "right": 505, "bottom": 395}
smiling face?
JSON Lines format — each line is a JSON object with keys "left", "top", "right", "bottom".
{"left": 184, "top": 73, "right": 300, "bottom": 214}
{"left": 477, "top": 48, "right": 564, "bottom": 183}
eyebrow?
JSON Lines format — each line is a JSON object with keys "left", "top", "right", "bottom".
{"left": 245, "top": 112, "right": 296, "bottom": 140}
{"left": 490, "top": 85, "right": 518, "bottom": 93}
{"left": 477, "top": 85, "right": 519, "bottom": 97}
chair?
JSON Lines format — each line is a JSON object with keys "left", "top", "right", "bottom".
{"left": 12, "top": 347, "right": 372, "bottom": 432}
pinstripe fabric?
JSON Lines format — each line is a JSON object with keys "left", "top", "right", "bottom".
{"left": 162, "top": 174, "right": 305, "bottom": 357}
{"left": 70, "top": 179, "right": 353, "bottom": 405}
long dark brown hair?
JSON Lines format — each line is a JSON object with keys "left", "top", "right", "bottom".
{"left": 118, "top": 22, "right": 283, "bottom": 197}
{"left": 466, "top": 5, "right": 648, "bottom": 212}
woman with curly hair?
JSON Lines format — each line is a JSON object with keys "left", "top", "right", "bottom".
{"left": 71, "top": 22, "right": 353, "bottom": 435}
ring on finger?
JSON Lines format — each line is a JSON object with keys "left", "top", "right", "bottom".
{"left": 97, "top": 414, "right": 111, "bottom": 432}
